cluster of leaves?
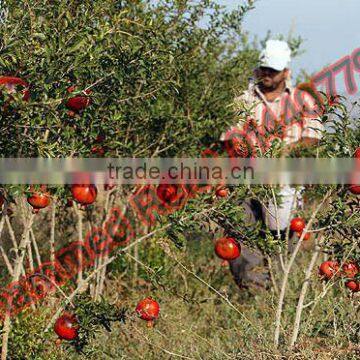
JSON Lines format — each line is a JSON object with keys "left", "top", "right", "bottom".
{"left": 316, "top": 191, "right": 360, "bottom": 263}
{"left": 317, "top": 94, "right": 359, "bottom": 157}
{"left": 65, "top": 294, "right": 127, "bottom": 354}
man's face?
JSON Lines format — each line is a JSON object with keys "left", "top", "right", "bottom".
{"left": 255, "top": 66, "right": 288, "bottom": 90}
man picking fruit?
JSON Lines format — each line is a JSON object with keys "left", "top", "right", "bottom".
{"left": 220, "top": 39, "right": 324, "bottom": 289}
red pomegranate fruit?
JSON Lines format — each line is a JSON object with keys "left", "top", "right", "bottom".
{"left": 27, "top": 192, "right": 51, "bottom": 214}
{"left": 71, "top": 184, "right": 97, "bottom": 205}
{"left": 215, "top": 187, "right": 229, "bottom": 198}
{"left": 0, "top": 76, "right": 30, "bottom": 101}
{"left": 136, "top": 297, "right": 160, "bottom": 327}
{"left": 91, "top": 146, "right": 105, "bottom": 156}
{"left": 156, "top": 184, "right": 178, "bottom": 203}
{"left": 342, "top": 262, "right": 359, "bottom": 278}
{"left": 319, "top": 261, "right": 339, "bottom": 280}
{"left": 54, "top": 313, "right": 79, "bottom": 341}
{"left": 354, "top": 147, "right": 360, "bottom": 158}
{"left": 290, "top": 217, "right": 306, "bottom": 232}
{"left": 66, "top": 96, "right": 91, "bottom": 112}
{"left": 345, "top": 280, "right": 360, "bottom": 293}
{"left": 214, "top": 237, "right": 241, "bottom": 261}
{"left": 348, "top": 185, "right": 360, "bottom": 194}
{"left": 65, "top": 85, "right": 91, "bottom": 112}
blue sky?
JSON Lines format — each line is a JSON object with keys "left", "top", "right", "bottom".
{"left": 217, "top": 0, "right": 360, "bottom": 92}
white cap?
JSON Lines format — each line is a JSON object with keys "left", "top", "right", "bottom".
{"left": 259, "top": 40, "right": 291, "bottom": 71}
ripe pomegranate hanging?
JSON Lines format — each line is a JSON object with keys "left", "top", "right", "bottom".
{"left": 290, "top": 217, "right": 306, "bottom": 232}
{"left": 71, "top": 184, "right": 97, "bottom": 205}
{"left": 0, "top": 76, "right": 30, "bottom": 101}
{"left": 342, "top": 262, "right": 359, "bottom": 278}
{"left": 345, "top": 280, "right": 360, "bottom": 293}
{"left": 65, "top": 85, "right": 91, "bottom": 112}
{"left": 215, "top": 187, "right": 229, "bottom": 198}
{"left": 319, "top": 261, "right": 339, "bottom": 280}
{"left": 342, "top": 262, "right": 360, "bottom": 292}
{"left": 54, "top": 313, "right": 79, "bottom": 341}
{"left": 214, "top": 237, "right": 241, "bottom": 261}
{"left": 136, "top": 297, "right": 160, "bottom": 328}
{"left": 27, "top": 191, "right": 51, "bottom": 214}
{"left": 66, "top": 96, "right": 91, "bottom": 112}
{"left": 354, "top": 147, "right": 360, "bottom": 158}
{"left": 348, "top": 185, "right": 360, "bottom": 194}
{"left": 156, "top": 184, "right": 178, "bottom": 203}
